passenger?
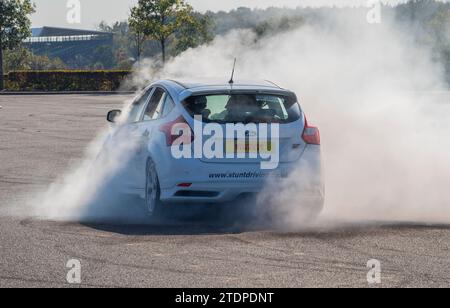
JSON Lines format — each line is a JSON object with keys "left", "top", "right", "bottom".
{"left": 212, "top": 94, "right": 258, "bottom": 122}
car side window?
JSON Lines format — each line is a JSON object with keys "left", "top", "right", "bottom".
{"left": 161, "top": 94, "right": 175, "bottom": 117}
{"left": 128, "top": 87, "right": 153, "bottom": 123}
{"left": 143, "top": 88, "right": 165, "bottom": 121}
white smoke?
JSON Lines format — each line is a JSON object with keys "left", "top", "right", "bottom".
{"left": 130, "top": 10, "right": 450, "bottom": 225}
{"left": 27, "top": 6, "right": 450, "bottom": 226}
{"left": 27, "top": 97, "right": 152, "bottom": 223}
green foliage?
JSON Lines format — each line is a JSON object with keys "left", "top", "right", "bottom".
{"left": 29, "top": 54, "right": 66, "bottom": 70}
{"left": 3, "top": 46, "right": 31, "bottom": 71}
{"left": 129, "top": 0, "right": 212, "bottom": 63}
{"left": 128, "top": 7, "right": 147, "bottom": 61}
{"left": 254, "top": 16, "right": 305, "bottom": 39}
{"left": 116, "top": 59, "right": 134, "bottom": 70}
{"left": 0, "top": 0, "right": 35, "bottom": 49}
{"left": 4, "top": 70, "right": 131, "bottom": 91}
{"left": 2, "top": 1, "right": 449, "bottom": 89}
{"left": 3, "top": 46, "right": 66, "bottom": 72}
{"left": 91, "top": 45, "right": 116, "bottom": 69}
{"left": 207, "top": 7, "right": 305, "bottom": 35}
{"left": 0, "top": 0, "right": 35, "bottom": 89}
{"left": 396, "top": 0, "right": 450, "bottom": 83}
{"left": 173, "top": 12, "right": 213, "bottom": 54}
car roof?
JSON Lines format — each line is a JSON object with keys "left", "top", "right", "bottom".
{"left": 153, "top": 79, "right": 295, "bottom": 101}
{"left": 170, "top": 78, "right": 282, "bottom": 89}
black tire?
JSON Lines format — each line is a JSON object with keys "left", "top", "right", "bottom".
{"left": 145, "top": 158, "right": 162, "bottom": 218}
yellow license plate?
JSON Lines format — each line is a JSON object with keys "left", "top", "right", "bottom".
{"left": 225, "top": 140, "right": 273, "bottom": 155}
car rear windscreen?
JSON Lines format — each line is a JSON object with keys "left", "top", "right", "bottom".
{"left": 182, "top": 93, "right": 302, "bottom": 124}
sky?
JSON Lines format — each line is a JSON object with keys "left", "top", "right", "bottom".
{"left": 30, "top": 0, "right": 415, "bottom": 30}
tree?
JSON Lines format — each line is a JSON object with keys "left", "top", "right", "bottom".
{"left": 0, "top": 0, "right": 35, "bottom": 90}
{"left": 129, "top": 0, "right": 208, "bottom": 64}
{"left": 3, "top": 46, "right": 32, "bottom": 71}
{"left": 29, "top": 54, "right": 66, "bottom": 70}
{"left": 173, "top": 12, "right": 213, "bottom": 54}
{"left": 4, "top": 46, "right": 66, "bottom": 71}
{"left": 91, "top": 45, "right": 116, "bottom": 69}
{"left": 128, "top": 12, "right": 146, "bottom": 63}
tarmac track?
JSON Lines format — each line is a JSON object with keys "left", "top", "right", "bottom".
{"left": 0, "top": 94, "right": 449, "bottom": 288}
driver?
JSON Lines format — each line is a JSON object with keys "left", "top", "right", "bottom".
{"left": 185, "top": 96, "right": 211, "bottom": 120}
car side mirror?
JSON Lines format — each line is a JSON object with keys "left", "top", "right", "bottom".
{"left": 107, "top": 110, "right": 122, "bottom": 123}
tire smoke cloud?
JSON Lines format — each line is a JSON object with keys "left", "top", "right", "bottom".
{"left": 24, "top": 6, "right": 450, "bottom": 226}
{"left": 130, "top": 9, "right": 450, "bottom": 224}
{"left": 26, "top": 98, "right": 152, "bottom": 223}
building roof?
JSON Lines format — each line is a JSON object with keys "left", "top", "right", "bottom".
{"left": 31, "top": 26, "right": 111, "bottom": 37}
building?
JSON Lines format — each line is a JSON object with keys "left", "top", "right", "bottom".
{"left": 23, "top": 27, "right": 113, "bottom": 65}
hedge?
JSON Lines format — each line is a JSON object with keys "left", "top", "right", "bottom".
{"left": 4, "top": 70, "right": 132, "bottom": 92}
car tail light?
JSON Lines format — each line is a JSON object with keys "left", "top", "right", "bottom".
{"left": 159, "top": 116, "right": 194, "bottom": 146}
{"left": 302, "top": 115, "right": 320, "bottom": 145}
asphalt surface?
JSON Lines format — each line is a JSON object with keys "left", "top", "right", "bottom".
{"left": 1, "top": 94, "right": 450, "bottom": 288}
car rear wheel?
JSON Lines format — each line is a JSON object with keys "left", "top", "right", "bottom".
{"left": 145, "top": 159, "right": 161, "bottom": 218}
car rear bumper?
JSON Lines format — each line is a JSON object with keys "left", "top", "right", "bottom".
{"left": 159, "top": 145, "right": 324, "bottom": 205}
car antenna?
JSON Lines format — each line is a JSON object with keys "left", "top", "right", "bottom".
{"left": 229, "top": 58, "right": 237, "bottom": 85}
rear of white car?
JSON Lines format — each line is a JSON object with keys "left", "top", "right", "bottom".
{"left": 154, "top": 83, "right": 323, "bottom": 210}
{"left": 106, "top": 80, "right": 324, "bottom": 218}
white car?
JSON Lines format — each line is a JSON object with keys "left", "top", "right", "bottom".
{"left": 104, "top": 79, "right": 324, "bottom": 219}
